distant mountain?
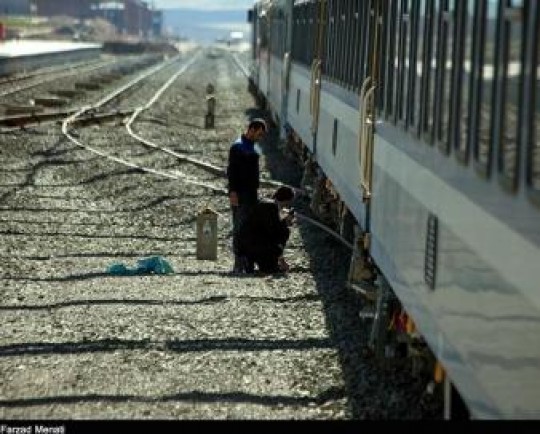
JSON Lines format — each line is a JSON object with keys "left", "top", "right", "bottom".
{"left": 162, "top": 8, "right": 251, "bottom": 44}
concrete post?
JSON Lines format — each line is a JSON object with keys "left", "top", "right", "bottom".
{"left": 196, "top": 207, "right": 218, "bottom": 260}
{"left": 205, "top": 83, "right": 215, "bottom": 129}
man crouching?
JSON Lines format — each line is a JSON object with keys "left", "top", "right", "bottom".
{"left": 237, "top": 186, "right": 295, "bottom": 274}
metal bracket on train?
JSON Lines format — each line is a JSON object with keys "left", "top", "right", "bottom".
{"left": 347, "top": 227, "right": 377, "bottom": 302}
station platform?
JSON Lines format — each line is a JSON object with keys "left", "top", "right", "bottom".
{"left": 0, "top": 39, "right": 102, "bottom": 76}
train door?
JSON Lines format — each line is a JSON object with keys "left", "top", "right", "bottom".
{"left": 280, "top": 1, "right": 294, "bottom": 138}
{"left": 358, "top": 0, "right": 384, "bottom": 209}
{"left": 309, "top": 0, "right": 327, "bottom": 154}
{"left": 347, "top": 0, "right": 387, "bottom": 358}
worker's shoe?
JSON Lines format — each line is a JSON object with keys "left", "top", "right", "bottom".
{"left": 232, "top": 255, "right": 249, "bottom": 275}
{"left": 277, "top": 256, "right": 290, "bottom": 272}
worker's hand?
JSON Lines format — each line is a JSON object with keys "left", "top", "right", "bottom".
{"left": 278, "top": 256, "right": 289, "bottom": 272}
{"left": 284, "top": 214, "right": 295, "bottom": 226}
{"left": 229, "top": 191, "right": 239, "bottom": 207}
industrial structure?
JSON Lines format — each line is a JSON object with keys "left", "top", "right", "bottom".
{"left": 0, "top": 0, "right": 162, "bottom": 37}
{"left": 0, "top": 0, "right": 32, "bottom": 15}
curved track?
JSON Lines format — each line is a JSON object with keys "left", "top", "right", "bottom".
{"left": 0, "top": 46, "right": 441, "bottom": 419}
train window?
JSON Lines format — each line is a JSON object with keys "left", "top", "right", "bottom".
{"left": 270, "top": 9, "right": 285, "bottom": 58}
{"left": 530, "top": 8, "right": 540, "bottom": 191}
{"left": 473, "top": 0, "right": 498, "bottom": 174}
{"left": 292, "top": 2, "right": 317, "bottom": 67}
{"left": 435, "top": 0, "right": 457, "bottom": 154}
{"left": 358, "top": 1, "right": 371, "bottom": 88}
{"left": 308, "top": 4, "right": 314, "bottom": 65}
{"left": 330, "top": 0, "right": 338, "bottom": 83}
{"left": 396, "top": 0, "right": 411, "bottom": 126}
{"left": 332, "top": 0, "right": 341, "bottom": 83}
{"left": 315, "top": 1, "right": 327, "bottom": 69}
{"left": 259, "top": 13, "right": 269, "bottom": 50}
{"left": 342, "top": 0, "right": 351, "bottom": 88}
{"left": 351, "top": 2, "right": 361, "bottom": 90}
{"left": 384, "top": 0, "right": 399, "bottom": 119}
{"left": 406, "top": 0, "right": 421, "bottom": 129}
{"left": 292, "top": 6, "right": 300, "bottom": 62}
{"left": 424, "top": 0, "right": 440, "bottom": 143}
{"left": 341, "top": 1, "right": 350, "bottom": 86}
{"left": 370, "top": 1, "right": 384, "bottom": 90}
{"left": 338, "top": 1, "right": 346, "bottom": 85}
{"left": 310, "top": 2, "right": 315, "bottom": 65}
{"left": 390, "top": 0, "right": 403, "bottom": 123}
{"left": 330, "top": 0, "right": 339, "bottom": 83}
{"left": 454, "top": 0, "right": 477, "bottom": 162}
{"left": 296, "top": 89, "right": 301, "bottom": 114}
{"left": 366, "top": 0, "right": 378, "bottom": 84}
{"left": 413, "top": 0, "right": 428, "bottom": 133}
{"left": 347, "top": 0, "right": 358, "bottom": 89}
{"left": 324, "top": 0, "right": 334, "bottom": 81}
{"left": 496, "top": 0, "right": 525, "bottom": 190}
{"left": 324, "top": 0, "right": 333, "bottom": 80}
{"left": 282, "top": 12, "right": 287, "bottom": 57}
{"left": 377, "top": 0, "right": 389, "bottom": 111}
{"left": 272, "top": 12, "right": 277, "bottom": 56}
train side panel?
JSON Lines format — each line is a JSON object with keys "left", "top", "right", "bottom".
{"left": 267, "top": 54, "right": 283, "bottom": 121}
{"left": 371, "top": 129, "right": 540, "bottom": 418}
{"left": 286, "top": 63, "right": 314, "bottom": 151}
{"left": 314, "top": 84, "right": 366, "bottom": 227}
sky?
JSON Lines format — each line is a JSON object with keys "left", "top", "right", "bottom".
{"left": 152, "top": 0, "right": 255, "bottom": 10}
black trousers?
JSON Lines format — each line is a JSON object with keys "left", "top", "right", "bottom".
{"left": 231, "top": 203, "right": 256, "bottom": 256}
{"left": 253, "top": 254, "right": 280, "bottom": 273}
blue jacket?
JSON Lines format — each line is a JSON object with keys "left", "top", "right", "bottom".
{"left": 227, "top": 135, "right": 260, "bottom": 204}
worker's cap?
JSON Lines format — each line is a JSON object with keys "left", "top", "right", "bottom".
{"left": 248, "top": 118, "right": 267, "bottom": 132}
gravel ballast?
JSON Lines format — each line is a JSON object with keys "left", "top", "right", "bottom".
{"left": 0, "top": 46, "right": 442, "bottom": 420}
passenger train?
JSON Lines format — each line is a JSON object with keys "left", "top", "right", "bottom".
{"left": 247, "top": 0, "right": 539, "bottom": 419}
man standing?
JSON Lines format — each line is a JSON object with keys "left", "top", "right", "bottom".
{"left": 227, "top": 118, "right": 267, "bottom": 273}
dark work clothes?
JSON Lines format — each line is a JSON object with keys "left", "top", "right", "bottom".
{"left": 228, "top": 134, "right": 261, "bottom": 258}
{"left": 232, "top": 203, "right": 252, "bottom": 256}
{"left": 237, "top": 199, "right": 290, "bottom": 273}
{"left": 227, "top": 135, "right": 260, "bottom": 205}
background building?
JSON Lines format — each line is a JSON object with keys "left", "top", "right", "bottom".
{"left": 0, "top": 0, "right": 31, "bottom": 15}
{"left": 31, "top": 0, "right": 156, "bottom": 38}
{"left": 34, "top": 0, "right": 94, "bottom": 20}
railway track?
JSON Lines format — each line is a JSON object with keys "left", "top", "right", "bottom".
{"left": 0, "top": 54, "right": 165, "bottom": 121}
{"left": 0, "top": 45, "right": 441, "bottom": 419}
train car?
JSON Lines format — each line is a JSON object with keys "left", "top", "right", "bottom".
{"left": 249, "top": 0, "right": 540, "bottom": 419}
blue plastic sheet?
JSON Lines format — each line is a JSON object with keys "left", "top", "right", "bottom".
{"left": 107, "top": 256, "right": 174, "bottom": 276}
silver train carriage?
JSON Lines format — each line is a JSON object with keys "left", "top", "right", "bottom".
{"left": 248, "top": 0, "right": 540, "bottom": 419}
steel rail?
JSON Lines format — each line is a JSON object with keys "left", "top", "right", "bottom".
{"left": 0, "top": 56, "right": 164, "bottom": 128}
{"left": 231, "top": 52, "right": 250, "bottom": 79}
{"left": 126, "top": 50, "right": 305, "bottom": 195}
{"left": 0, "top": 57, "right": 106, "bottom": 87}
{"left": 60, "top": 49, "right": 353, "bottom": 250}
{"left": 61, "top": 51, "right": 228, "bottom": 195}
{"left": 0, "top": 58, "right": 123, "bottom": 98}
{"left": 0, "top": 108, "right": 134, "bottom": 130}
